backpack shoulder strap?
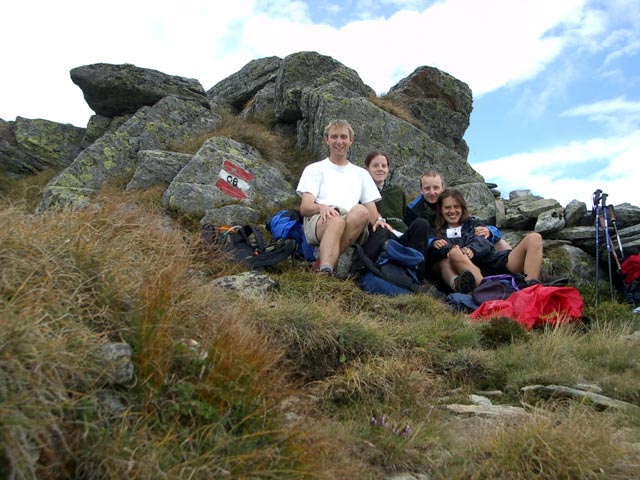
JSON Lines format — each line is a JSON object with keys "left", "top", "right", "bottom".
{"left": 239, "top": 224, "right": 266, "bottom": 252}
{"left": 250, "top": 239, "right": 297, "bottom": 270}
{"left": 353, "top": 243, "right": 418, "bottom": 292}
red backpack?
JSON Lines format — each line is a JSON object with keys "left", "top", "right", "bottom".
{"left": 469, "top": 284, "right": 583, "bottom": 330}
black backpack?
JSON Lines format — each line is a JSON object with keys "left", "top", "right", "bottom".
{"left": 202, "top": 224, "right": 296, "bottom": 270}
{"left": 623, "top": 278, "right": 640, "bottom": 307}
{"left": 352, "top": 240, "right": 423, "bottom": 296}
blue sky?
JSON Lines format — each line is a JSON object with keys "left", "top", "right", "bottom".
{"left": 2, "top": 0, "right": 639, "bottom": 208}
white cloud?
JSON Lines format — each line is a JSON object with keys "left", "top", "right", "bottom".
{"left": 560, "top": 96, "right": 640, "bottom": 133}
{"left": 1, "top": 0, "right": 592, "bottom": 126}
{"left": 473, "top": 131, "right": 640, "bottom": 207}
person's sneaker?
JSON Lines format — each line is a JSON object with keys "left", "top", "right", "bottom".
{"left": 317, "top": 265, "right": 335, "bottom": 276}
{"left": 454, "top": 270, "right": 476, "bottom": 294}
{"left": 311, "top": 261, "right": 335, "bottom": 276}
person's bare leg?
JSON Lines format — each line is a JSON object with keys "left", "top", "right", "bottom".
{"left": 506, "top": 233, "right": 543, "bottom": 280}
{"left": 316, "top": 216, "right": 346, "bottom": 268}
{"left": 438, "top": 259, "right": 457, "bottom": 287}
{"left": 339, "top": 204, "right": 369, "bottom": 253}
{"left": 448, "top": 246, "right": 483, "bottom": 284}
{"left": 495, "top": 238, "right": 511, "bottom": 251}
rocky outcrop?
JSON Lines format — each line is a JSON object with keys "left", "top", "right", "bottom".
{"left": 1, "top": 118, "right": 39, "bottom": 176}
{"left": 38, "top": 96, "right": 220, "bottom": 211}
{"left": 206, "top": 56, "right": 282, "bottom": 113}
{"left": 1, "top": 117, "right": 84, "bottom": 175}
{"left": 126, "top": 150, "right": 193, "bottom": 191}
{"left": 387, "top": 66, "right": 473, "bottom": 159}
{"left": 162, "top": 136, "right": 294, "bottom": 218}
{"left": 221, "top": 51, "right": 484, "bottom": 201}
{"left": 1, "top": 54, "right": 637, "bottom": 287}
{"left": 70, "top": 63, "right": 211, "bottom": 117}
{"left": 273, "top": 51, "right": 375, "bottom": 123}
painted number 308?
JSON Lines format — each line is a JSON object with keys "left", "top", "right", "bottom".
{"left": 226, "top": 175, "right": 239, "bottom": 187}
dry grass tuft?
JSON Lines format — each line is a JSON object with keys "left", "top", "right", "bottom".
{"left": 1, "top": 170, "right": 640, "bottom": 478}
{"left": 440, "top": 406, "right": 640, "bottom": 479}
{"left": 369, "top": 94, "right": 422, "bottom": 129}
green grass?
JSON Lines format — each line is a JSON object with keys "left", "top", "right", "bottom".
{"left": 1, "top": 173, "right": 639, "bottom": 479}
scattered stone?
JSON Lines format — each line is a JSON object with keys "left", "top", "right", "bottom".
{"left": 469, "top": 394, "right": 492, "bottom": 406}
{"left": 96, "top": 390, "right": 128, "bottom": 418}
{"left": 535, "top": 207, "right": 565, "bottom": 235}
{"left": 385, "top": 473, "right": 430, "bottom": 480}
{"left": 521, "top": 384, "right": 639, "bottom": 411}
{"left": 212, "top": 271, "right": 276, "bottom": 299}
{"left": 446, "top": 403, "right": 528, "bottom": 417}
{"left": 575, "top": 382, "right": 603, "bottom": 393}
{"left": 475, "top": 390, "right": 503, "bottom": 397}
{"left": 622, "top": 330, "right": 640, "bottom": 341}
{"left": 99, "top": 342, "right": 133, "bottom": 386}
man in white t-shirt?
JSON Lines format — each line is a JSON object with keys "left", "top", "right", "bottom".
{"left": 296, "top": 119, "right": 392, "bottom": 275}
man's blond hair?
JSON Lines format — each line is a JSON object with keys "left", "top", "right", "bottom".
{"left": 324, "top": 119, "right": 354, "bottom": 140}
{"left": 420, "top": 171, "right": 445, "bottom": 189}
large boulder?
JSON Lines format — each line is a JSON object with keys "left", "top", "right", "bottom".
{"left": 206, "top": 56, "right": 282, "bottom": 113}
{"left": 274, "top": 51, "right": 375, "bottom": 122}
{"left": 14, "top": 116, "right": 85, "bottom": 169}
{"left": 454, "top": 181, "right": 497, "bottom": 224}
{"left": 126, "top": 150, "right": 193, "bottom": 191}
{"left": 71, "top": 63, "right": 211, "bottom": 117}
{"left": 535, "top": 208, "right": 565, "bottom": 235}
{"left": 295, "top": 84, "right": 484, "bottom": 201}
{"left": 1, "top": 117, "right": 84, "bottom": 176}
{"left": 564, "top": 200, "right": 587, "bottom": 228}
{"left": 79, "top": 114, "right": 116, "bottom": 149}
{"left": 608, "top": 203, "right": 640, "bottom": 227}
{"left": 550, "top": 223, "right": 640, "bottom": 257}
{"left": 162, "top": 136, "right": 295, "bottom": 218}
{"left": 387, "top": 66, "right": 473, "bottom": 158}
{"left": 38, "top": 96, "right": 219, "bottom": 211}
{"left": 0, "top": 118, "right": 39, "bottom": 175}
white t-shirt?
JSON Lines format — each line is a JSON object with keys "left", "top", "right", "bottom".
{"left": 296, "top": 158, "right": 380, "bottom": 210}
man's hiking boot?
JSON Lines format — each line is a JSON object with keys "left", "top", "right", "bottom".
{"left": 453, "top": 270, "right": 476, "bottom": 294}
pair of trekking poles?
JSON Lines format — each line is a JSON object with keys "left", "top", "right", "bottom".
{"left": 592, "top": 189, "right": 625, "bottom": 305}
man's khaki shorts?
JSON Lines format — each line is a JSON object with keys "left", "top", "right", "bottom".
{"left": 303, "top": 206, "right": 369, "bottom": 246}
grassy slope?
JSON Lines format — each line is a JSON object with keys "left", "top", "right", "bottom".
{"left": 1, "top": 172, "right": 639, "bottom": 479}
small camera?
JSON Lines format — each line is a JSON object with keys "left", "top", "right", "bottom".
{"left": 446, "top": 227, "right": 462, "bottom": 239}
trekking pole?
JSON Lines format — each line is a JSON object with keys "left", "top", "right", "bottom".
{"left": 592, "top": 189, "right": 602, "bottom": 306}
{"left": 600, "top": 193, "right": 615, "bottom": 300}
{"left": 607, "top": 205, "right": 625, "bottom": 262}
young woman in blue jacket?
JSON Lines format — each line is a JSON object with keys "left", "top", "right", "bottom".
{"left": 429, "top": 189, "right": 543, "bottom": 293}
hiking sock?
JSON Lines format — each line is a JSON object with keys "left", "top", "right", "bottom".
{"left": 450, "top": 275, "right": 459, "bottom": 290}
{"left": 318, "top": 264, "right": 334, "bottom": 275}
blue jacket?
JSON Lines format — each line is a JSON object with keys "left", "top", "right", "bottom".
{"left": 428, "top": 218, "right": 510, "bottom": 274}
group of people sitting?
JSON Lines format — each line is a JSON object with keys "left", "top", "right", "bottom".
{"left": 296, "top": 118, "right": 544, "bottom": 293}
